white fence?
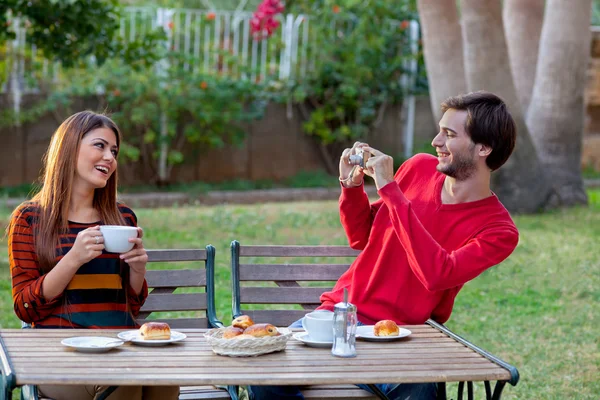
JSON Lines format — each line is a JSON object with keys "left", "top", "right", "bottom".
{"left": 1, "top": 7, "right": 420, "bottom": 93}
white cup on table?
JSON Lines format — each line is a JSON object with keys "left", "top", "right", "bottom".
{"left": 302, "top": 310, "right": 334, "bottom": 342}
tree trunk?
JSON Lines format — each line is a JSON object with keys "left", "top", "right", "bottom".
{"left": 460, "top": 0, "right": 555, "bottom": 213}
{"left": 417, "top": 0, "right": 467, "bottom": 123}
{"left": 526, "top": 0, "right": 591, "bottom": 206}
{"left": 503, "top": 0, "right": 545, "bottom": 114}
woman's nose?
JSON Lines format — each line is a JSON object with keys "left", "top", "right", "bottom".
{"left": 103, "top": 150, "right": 115, "bottom": 161}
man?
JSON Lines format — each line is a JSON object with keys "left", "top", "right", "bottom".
{"left": 250, "top": 91, "right": 519, "bottom": 400}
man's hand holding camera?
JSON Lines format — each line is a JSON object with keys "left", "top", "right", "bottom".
{"left": 340, "top": 142, "right": 395, "bottom": 190}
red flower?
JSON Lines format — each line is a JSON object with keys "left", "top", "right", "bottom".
{"left": 112, "top": 89, "right": 121, "bottom": 97}
{"left": 400, "top": 20, "right": 410, "bottom": 30}
{"left": 206, "top": 12, "right": 216, "bottom": 21}
{"left": 332, "top": 5, "right": 340, "bottom": 14}
{"left": 167, "top": 21, "right": 174, "bottom": 30}
{"left": 200, "top": 81, "right": 208, "bottom": 90}
{"left": 251, "top": 0, "right": 285, "bottom": 40}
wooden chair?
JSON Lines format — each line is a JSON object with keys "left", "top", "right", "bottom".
{"left": 21, "top": 245, "right": 233, "bottom": 400}
{"left": 141, "top": 246, "right": 233, "bottom": 400}
{"left": 230, "top": 240, "right": 519, "bottom": 400}
{"left": 229, "top": 240, "right": 378, "bottom": 400}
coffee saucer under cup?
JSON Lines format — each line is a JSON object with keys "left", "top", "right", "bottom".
{"left": 293, "top": 331, "right": 333, "bottom": 348}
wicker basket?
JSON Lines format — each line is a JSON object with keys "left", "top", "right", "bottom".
{"left": 204, "top": 327, "right": 293, "bottom": 357}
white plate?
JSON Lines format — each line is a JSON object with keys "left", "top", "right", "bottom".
{"left": 61, "top": 336, "right": 124, "bottom": 353}
{"left": 117, "top": 330, "right": 187, "bottom": 346}
{"left": 356, "top": 326, "right": 412, "bottom": 341}
{"left": 293, "top": 332, "right": 333, "bottom": 348}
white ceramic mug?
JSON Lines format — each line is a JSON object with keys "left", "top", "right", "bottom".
{"left": 301, "top": 310, "right": 334, "bottom": 342}
{"left": 99, "top": 225, "right": 138, "bottom": 253}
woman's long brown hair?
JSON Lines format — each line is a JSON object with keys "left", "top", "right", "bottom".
{"left": 27, "top": 111, "right": 126, "bottom": 272}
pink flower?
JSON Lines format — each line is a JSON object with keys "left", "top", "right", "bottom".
{"left": 251, "top": 0, "right": 285, "bottom": 40}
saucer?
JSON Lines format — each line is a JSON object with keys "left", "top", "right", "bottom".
{"left": 293, "top": 332, "right": 333, "bottom": 348}
{"left": 61, "top": 336, "right": 124, "bottom": 353}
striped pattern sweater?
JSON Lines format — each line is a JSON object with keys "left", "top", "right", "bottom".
{"left": 8, "top": 202, "right": 148, "bottom": 329}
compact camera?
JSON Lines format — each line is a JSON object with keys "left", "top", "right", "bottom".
{"left": 348, "top": 148, "right": 371, "bottom": 168}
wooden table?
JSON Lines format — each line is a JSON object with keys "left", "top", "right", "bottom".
{"left": 0, "top": 322, "right": 519, "bottom": 400}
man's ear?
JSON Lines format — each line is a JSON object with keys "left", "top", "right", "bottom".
{"left": 478, "top": 144, "right": 492, "bottom": 157}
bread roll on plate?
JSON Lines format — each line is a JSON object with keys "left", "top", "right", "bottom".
{"left": 140, "top": 322, "right": 171, "bottom": 340}
{"left": 373, "top": 320, "right": 399, "bottom": 337}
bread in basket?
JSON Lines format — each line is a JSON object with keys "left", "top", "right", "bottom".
{"left": 204, "top": 317, "right": 293, "bottom": 357}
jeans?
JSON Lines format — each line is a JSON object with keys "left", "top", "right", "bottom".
{"left": 247, "top": 317, "right": 438, "bottom": 400}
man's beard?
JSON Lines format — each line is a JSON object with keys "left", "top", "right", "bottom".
{"left": 437, "top": 146, "right": 477, "bottom": 181}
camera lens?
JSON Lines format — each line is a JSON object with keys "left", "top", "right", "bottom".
{"left": 348, "top": 154, "right": 364, "bottom": 167}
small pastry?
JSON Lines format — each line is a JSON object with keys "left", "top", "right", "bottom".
{"left": 373, "top": 320, "right": 400, "bottom": 337}
{"left": 232, "top": 315, "right": 255, "bottom": 329}
{"left": 139, "top": 322, "right": 171, "bottom": 340}
{"left": 243, "top": 323, "right": 280, "bottom": 337}
{"left": 222, "top": 326, "right": 245, "bottom": 339}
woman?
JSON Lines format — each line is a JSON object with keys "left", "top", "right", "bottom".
{"left": 7, "top": 111, "right": 179, "bottom": 400}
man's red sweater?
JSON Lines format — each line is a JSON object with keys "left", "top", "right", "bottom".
{"left": 319, "top": 154, "right": 519, "bottom": 325}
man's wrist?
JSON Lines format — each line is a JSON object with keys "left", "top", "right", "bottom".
{"left": 340, "top": 178, "right": 362, "bottom": 188}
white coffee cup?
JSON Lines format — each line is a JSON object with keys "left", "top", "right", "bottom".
{"left": 99, "top": 225, "right": 138, "bottom": 253}
{"left": 301, "top": 310, "right": 334, "bottom": 342}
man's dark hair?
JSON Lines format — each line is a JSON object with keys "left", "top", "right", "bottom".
{"left": 441, "top": 91, "right": 516, "bottom": 171}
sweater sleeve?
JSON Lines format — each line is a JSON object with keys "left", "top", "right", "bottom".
{"left": 378, "top": 183, "right": 519, "bottom": 291}
{"left": 8, "top": 208, "right": 62, "bottom": 323}
{"left": 127, "top": 279, "right": 148, "bottom": 316}
{"left": 339, "top": 183, "right": 384, "bottom": 250}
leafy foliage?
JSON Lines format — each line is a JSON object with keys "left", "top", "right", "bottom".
{"left": 282, "top": 0, "right": 422, "bottom": 173}
{"left": 10, "top": 54, "right": 272, "bottom": 184}
{"left": 0, "top": 0, "right": 165, "bottom": 67}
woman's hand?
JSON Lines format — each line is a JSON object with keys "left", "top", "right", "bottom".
{"left": 339, "top": 142, "right": 368, "bottom": 188}
{"left": 120, "top": 227, "right": 148, "bottom": 274}
{"left": 67, "top": 226, "right": 104, "bottom": 266}
{"left": 120, "top": 227, "right": 147, "bottom": 296}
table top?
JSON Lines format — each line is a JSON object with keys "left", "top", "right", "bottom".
{"left": 0, "top": 324, "right": 512, "bottom": 387}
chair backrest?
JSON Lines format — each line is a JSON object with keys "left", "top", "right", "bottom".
{"left": 137, "top": 246, "right": 222, "bottom": 329}
{"left": 230, "top": 240, "right": 360, "bottom": 327}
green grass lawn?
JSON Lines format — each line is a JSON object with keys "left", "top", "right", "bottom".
{"left": 0, "top": 190, "right": 598, "bottom": 399}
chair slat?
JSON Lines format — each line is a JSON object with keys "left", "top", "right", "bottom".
{"left": 137, "top": 318, "right": 210, "bottom": 329}
{"left": 179, "top": 386, "right": 232, "bottom": 399}
{"left": 140, "top": 293, "right": 207, "bottom": 312}
{"left": 237, "top": 309, "right": 313, "bottom": 326}
{"left": 240, "top": 287, "right": 330, "bottom": 304}
{"left": 146, "top": 269, "right": 207, "bottom": 288}
{"left": 147, "top": 249, "right": 207, "bottom": 262}
{"left": 239, "top": 264, "right": 350, "bottom": 281}
{"left": 239, "top": 245, "right": 360, "bottom": 257}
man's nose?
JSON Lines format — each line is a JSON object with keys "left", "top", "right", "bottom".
{"left": 431, "top": 132, "right": 442, "bottom": 147}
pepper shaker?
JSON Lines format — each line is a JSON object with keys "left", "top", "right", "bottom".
{"left": 331, "top": 288, "right": 357, "bottom": 358}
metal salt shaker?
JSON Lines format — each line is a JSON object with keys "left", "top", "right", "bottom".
{"left": 331, "top": 288, "right": 357, "bottom": 358}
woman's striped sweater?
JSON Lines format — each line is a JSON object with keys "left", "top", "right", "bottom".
{"left": 8, "top": 202, "right": 148, "bottom": 329}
